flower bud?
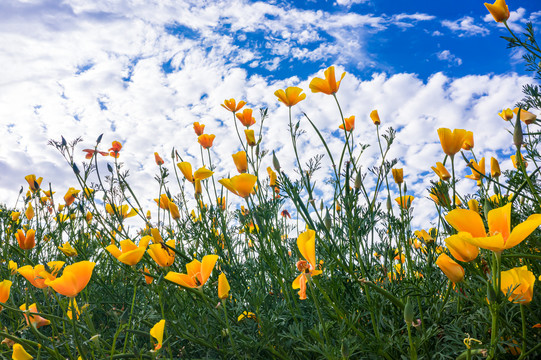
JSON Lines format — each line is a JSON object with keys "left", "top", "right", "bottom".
{"left": 404, "top": 297, "right": 414, "bottom": 324}
{"left": 354, "top": 172, "right": 362, "bottom": 189}
{"left": 513, "top": 116, "right": 523, "bottom": 149}
{"left": 324, "top": 210, "right": 331, "bottom": 230}
{"left": 272, "top": 151, "right": 281, "bottom": 172}
{"left": 386, "top": 197, "right": 392, "bottom": 211}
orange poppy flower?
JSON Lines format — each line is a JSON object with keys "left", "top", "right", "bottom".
{"left": 465, "top": 158, "right": 485, "bottom": 181}
{"left": 105, "top": 204, "right": 138, "bottom": 219}
{"left": 193, "top": 122, "right": 205, "bottom": 136}
{"left": 292, "top": 229, "right": 322, "bottom": 300}
{"left": 222, "top": 99, "right": 246, "bottom": 113}
{"left": 232, "top": 151, "right": 248, "bottom": 173}
{"left": 436, "top": 254, "right": 464, "bottom": 283}
{"left": 20, "top": 303, "right": 50, "bottom": 328}
{"left": 339, "top": 115, "right": 355, "bottom": 131}
{"left": 309, "top": 66, "right": 345, "bottom": 95}
{"left": 150, "top": 319, "right": 165, "bottom": 351}
{"left": 148, "top": 240, "right": 176, "bottom": 267}
{"left": 437, "top": 128, "right": 467, "bottom": 158}
{"left": 109, "top": 141, "right": 122, "bottom": 158}
{"left": 395, "top": 195, "right": 414, "bottom": 210}
{"left": 236, "top": 108, "right": 256, "bottom": 127}
{"left": 82, "top": 149, "right": 109, "bottom": 159}
{"left": 18, "top": 262, "right": 65, "bottom": 289}
{"left": 25, "top": 174, "right": 43, "bottom": 192}
{"left": 106, "top": 236, "right": 151, "bottom": 266}
{"left": 15, "top": 229, "right": 35, "bottom": 250}
{"left": 198, "top": 134, "right": 216, "bottom": 149}
{"left": 485, "top": 0, "right": 510, "bottom": 23}
{"left": 44, "top": 261, "right": 95, "bottom": 297}
{"left": 219, "top": 174, "right": 257, "bottom": 198}
{"left": 218, "top": 272, "right": 230, "bottom": 300}
{"left": 0, "top": 280, "right": 12, "bottom": 309}
{"left": 165, "top": 254, "right": 219, "bottom": 289}
{"left": 245, "top": 129, "right": 256, "bottom": 146}
{"left": 431, "top": 162, "right": 451, "bottom": 181}
{"left": 64, "top": 187, "right": 80, "bottom": 206}
{"left": 274, "top": 87, "right": 306, "bottom": 107}
{"left": 154, "top": 152, "right": 164, "bottom": 166}
{"left": 370, "top": 110, "right": 380, "bottom": 125}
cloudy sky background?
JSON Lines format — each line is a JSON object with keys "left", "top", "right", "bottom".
{"left": 1, "top": 0, "right": 539, "bottom": 230}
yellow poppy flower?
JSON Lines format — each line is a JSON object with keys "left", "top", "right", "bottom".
{"left": 218, "top": 272, "right": 230, "bottom": 300}
{"left": 484, "top": 0, "right": 510, "bottom": 22}
{"left": 221, "top": 99, "right": 246, "bottom": 113}
{"left": 12, "top": 343, "right": 33, "bottom": 360}
{"left": 500, "top": 266, "right": 535, "bottom": 304}
{"left": 436, "top": 254, "right": 464, "bottom": 283}
{"left": 232, "top": 151, "right": 248, "bottom": 174}
{"left": 44, "top": 261, "right": 95, "bottom": 297}
{"left": 165, "top": 255, "right": 219, "bottom": 289}
{"left": 292, "top": 229, "right": 322, "bottom": 300}
{"left": 150, "top": 319, "right": 165, "bottom": 351}
{"left": 445, "top": 203, "right": 541, "bottom": 252}
{"left": 106, "top": 236, "right": 150, "bottom": 266}
{"left": 274, "top": 87, "right": 306, "bottom": 107}
{"left": 309, "top": 66, "right": 345, "bottom": 95}
{"left": 20, "top": 303, "right": 50, "bottom": 328}
{"left": 431, "top": 162, "right": 451, "bottom": 181}
{"left": 148, "top": 239, "right": 176, "bottom": 267}
{"left": 437, "top": 128, "right": 467, "bottom": 158}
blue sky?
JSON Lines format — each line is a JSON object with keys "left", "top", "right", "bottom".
{"left": 0, "top": 0, "right": 539, "bottom": 229}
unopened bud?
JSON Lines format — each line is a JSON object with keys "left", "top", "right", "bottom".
{"left": 72, "top": 163, "right": 80, "bottom": 175}
{"left": 324, "top": 210, "right": 331, "bottom": 230}
{"left": 341, "top": 340, "right": 350, "bottom": 359}
{"left": 97, "top": 134, "right": 103, "bottom": 144}
{"left": 386, "top": 197, "right": 392, "bottom": 211}
{"left": 320, "top": 200, "right": 324, "bottom": 211}
{"left": 61, "top": 136, "right": 67, "bottom": 146}
{"left": 404, "top": 297, "right": 414, "bottom": 323}
{"left": 107, "top": 163, "right": 113, "bottom": 173}
{"left": 354, "top": 172, "right": 362, "bottom": 189}
{"left": 272, "top": 151, "right": 281, "bottom": 172}
{"left": 403, "top": 182, "right": 407, "bottom": 194}
{"left": 513, "top": 116, "right": 523, "bottom": 149}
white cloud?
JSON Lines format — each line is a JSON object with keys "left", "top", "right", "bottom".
{"left": 437, "top": 50, "right": 463, "bottom": 66}
{"left": 442, "top": 16, "right": 489, "bottom": 37}
{"left": 0, "top": 0, "right": 534, "bottom": 233}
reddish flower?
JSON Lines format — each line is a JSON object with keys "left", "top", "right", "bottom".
{"left": 154, "top": 152, "right": 164, "bottom": 166}
{"left": 109, "top": 141, "right": 122, "bottom": 158}
{"left": 281, "top": 210, "right": 291, "bottom": 219}
{"left": 82, "top": 149, "right": 109, "bottom": 159}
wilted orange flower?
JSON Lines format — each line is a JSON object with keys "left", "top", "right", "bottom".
{"left": 165, "top": 255, "right": 219, "bottom": 289}
{"left": 198, "top": 134, "right": 216, "bottom": 149}
{"left": 236, "top": 108, "right": 256, "bottom": 127}
{"left": 437, "top": 128, "right": 467, "bottom": 158}
{"left": 339, "top": 116, "right": 355, "bottom": 132}
{"left": 18, "top": 262, "right": 65, "bottom": 289}
{"left": 292, "top": 229, "right": 322, "bottom": 300}
{"left": 465, "top": 158, "right": 485, "bottom": 181}
{"left": 64, "top": 187, "right": 80, "bottom": 206}
{"left": 20, "top": 303, "right": 50, "bottom": 328}
{"left": 150, "top": 319, "right": 166, "bottom": 351}
{"left": 16, "top": 229, "right": 35, "bottom": 250}
{"left": 431, "top": 162, "right": 451, "bottom": 181}
{"left": 513, "top": 108, "right": 537, "bottom": 125}
{"left": 395, "top": 195, "right": 414, "bottom": 210}
{"left": 309, "top": 66, "right": 345, "bottom": 95}
{"left": 82, "top": 149, "right": 109, "bottom": 159}
{"left": 45, "top": 261, "right": 95, "bottom": 297}
{"left": 154, "top": 152, "right": 164, "bottom": 166}
{"left": 274, "top": 87, "right": 306, "bottom": 107}
{"left": 499, "top": 108, "right": 513, "bottom": 121}
{"left": 109, "top": 141, "right": 122, "bottom": 158}
{"left": 25, "top": 174, "right": 43, "bottom": 192}
{"left": 193, "top": 122, "right": 205, "bottom": 136}
{"left": 222, "top": 99, "right": 246, "bottom": 113}
{"left": 245, "top": 129, "right": 256, "bottom": 146}
{"left": 485, "top": 0, "right": 510, "bottom": 22}
{"left": 281, "top": 209, "right": 291, "bottom": 218}
{"left": 462, "top": 131, "right": 474, "bottom": 150}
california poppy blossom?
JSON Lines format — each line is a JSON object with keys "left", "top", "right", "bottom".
{"left": 499, "top": 108, "right": 513, "bottom": 121}
{"left": 292, "top": 229, "right": 322, "bottom": 300}
{"left": 45, "top": 261, "right": 95, "bottom": 297}
{"left": 12, "top": 344, "right": 33, "bottom": 360}
{"left": 106, "top": 236, "right": 151, "bottom": 266}
{"left": 465, "top": 158, "right": 485, "bottom": 181}
{"left": 436, "top": 254, "right": 464, "bottom": 283}
{"left": 193, "top": 122, "right": 205, "bottom": 136}
{"left": 109, "top": 141, "right": 122, "bottom": 158}
{"left": 18, "top": 262, "right": 65, "bottom": 289}
{"left": 274, "top": 87, "right": 306, "bottom": 107}
{"left": 154, "top": 152, "right": 164, "bottom": 166}
{"left": 198, "top": 134, "right": 216, "bottom": 149}
{"left": 236, "top": 108, "right": 256, "bottom": 128}
{"left": 309, "top": 66, "right": 345, "bottom": 95}
{"left": 395, "top": 195, "right": 414, "bottom": 210}
{"left": 370, "top": 110, "right": 380, "bottom": 125}
{"left": 232, "top": 151, "right": 248, "bottom": 173}
{"left": 445, "top": 203, "right": 541, "bottom": 253}
{"left": 219, "top": 174, "right": 257, "bottom": 198}
{"left": 431, "top": 162, "right": 451, "bottom": 181}
{"left": 20, "top": 303, "right": 50, "bottom": 328}
{"left": 462, "top": 131, "right": 474, "bottom": 150}
{"left": 15, "top": 229, "right": 35, "bottom": 250}
{"left": 437, "top": 128, "right": 468, "bottom": 158}
{"left": 148, "top": 240, "right": 176, "bottom": 267}
{"left": 222, "top": 99, "right": 246, "bottom": 113}
{"left": 105, "top": 204, "right": 138, "bottom": 219}
{"left": 500, "top": 266, "right": 535, "bottom": 304}
{"left": 218, "top": 272, "right": 230, "bottom": 300}
{"left": 0, "top": 280, "right": 12, "bottom": 309}
{"left": 150, "top": 319, "right": 166, "bottom": 351}
{"left": 58, "top": 242, "right": 78, "bottom": 257}
{"left": 339, "top": 115, "right": 355, "bottom": 132}
{"left": 165, "top": 254, "right": 219, "bottom": 289}
{"left": 25, "top": 174, "right": 43, "bottom": 192}
{"left": 245, "top": 129, "right": 256, "bottom": 146}
{"left": 63, "top": 187, "right": 80, "bottom": 206}
{"left": 82, "top": 149, "right": 109, "bottom": 159}
{"left": 484, "top": 0, "right": 509, "bottom": 23}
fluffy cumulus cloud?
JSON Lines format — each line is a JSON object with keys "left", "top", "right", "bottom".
{"left": 437, "top": 50, "right": 463, "bottom": 66}
{"left": 442, "top": 16, "right": 489, "bottom": 37}
{"left": 0, "top": 0, "right": 535, "bottom": 230}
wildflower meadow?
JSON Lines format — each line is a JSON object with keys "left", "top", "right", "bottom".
{"left": 1, "top": 1, "right": 541, "bottom": 359}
